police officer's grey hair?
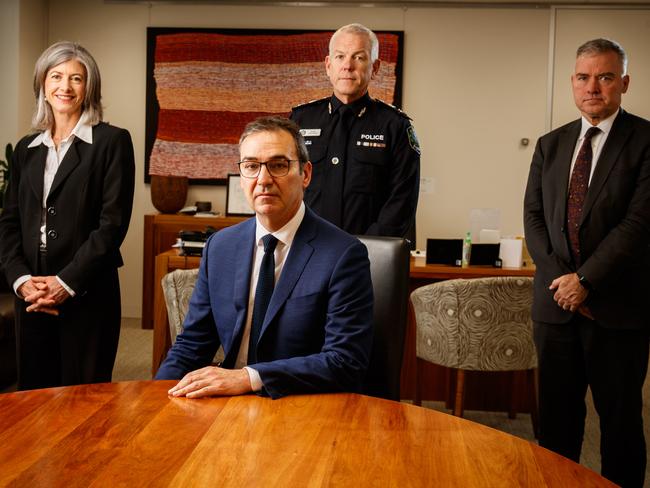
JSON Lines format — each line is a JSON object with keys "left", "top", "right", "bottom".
{"left": 576, "top": 38, "right": 628, "bottom": 75}
{"left": 239, "top": 116, "right": 310, "bottom": 172}
{"left": 32, "top": 41, "right": 103, "bottom": 131}
{"left": 329, "top": 23, "right": 379, "bottom": 63}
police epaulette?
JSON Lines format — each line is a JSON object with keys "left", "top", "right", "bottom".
{"left": 291, "top": 96, "right": 330, "bottom": 110}
{"left": 374, "top": 98, "right": 412, "bottom": 120}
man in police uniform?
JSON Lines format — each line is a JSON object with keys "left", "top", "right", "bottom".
{"left": 290, "top": 23, "right": 420, "bottom": 240}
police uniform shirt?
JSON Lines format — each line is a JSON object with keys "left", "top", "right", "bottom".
{"left": 290, "top": 93, "right": 420, "bottom": 237}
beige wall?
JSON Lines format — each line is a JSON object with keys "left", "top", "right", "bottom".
{"left": 18, "top": 0, "right": 49, "bottom": 135}
{"left": 0, "top": 0, "right": 48, "bottom": 145}
{"left": 552, "top": 7, "right": 650, "bottom": 126}
{"left": 9, "top": 0, "right": 650, "bottom": 318}
{"left": 0, "top": 0, "right": 20, "bottom": 146}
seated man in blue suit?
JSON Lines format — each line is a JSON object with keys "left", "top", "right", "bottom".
{"left": 155, "top": 116, "right": 374, "bottom": 399}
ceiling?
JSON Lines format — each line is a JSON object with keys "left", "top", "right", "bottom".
{"left": 108, "top": 0, "right": 650, "bottom": 7}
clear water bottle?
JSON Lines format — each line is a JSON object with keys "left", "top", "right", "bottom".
{"left": 461, "top": 231, "right": 472, "bottom": 268}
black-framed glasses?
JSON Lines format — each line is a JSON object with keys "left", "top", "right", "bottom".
{"left": 238, "top": 158, "right": 298, "bottom": 178}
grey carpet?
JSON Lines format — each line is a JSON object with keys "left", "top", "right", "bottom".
{"left": 112, "top": 317, "right": 153, "bottom": 382}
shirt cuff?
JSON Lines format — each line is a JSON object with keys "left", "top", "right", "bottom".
{"left": 56, "top": 276, "right": 76, "bottom": 297}
{"left": 243, "top": 366, "right": 263, "bottom": 392}
{"left": 13, "top": 275, "right": 31, "bottom": 297}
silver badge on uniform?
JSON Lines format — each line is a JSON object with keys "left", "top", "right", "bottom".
{"left": 300, "top": 129, "right": 321, "bottom": 137}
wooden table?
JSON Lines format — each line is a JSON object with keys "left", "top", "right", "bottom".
{"left": 152, "top": 251, "right": 536, "bottom": 408}
{"left": 0, "top": 382, "right": 613, "bottom": 487}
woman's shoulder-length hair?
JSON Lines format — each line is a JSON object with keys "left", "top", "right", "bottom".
{"left": 32, "top": 41, "right": 103, "bottom": 131}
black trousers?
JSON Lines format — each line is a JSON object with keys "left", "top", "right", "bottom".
{"left": 534, "top": 315, "right": 649, "bottom": 488}
{"left": 15, "top": 253, "right": 122, "bottom": 390}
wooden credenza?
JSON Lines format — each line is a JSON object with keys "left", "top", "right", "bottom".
{"left": 141, "top": 214, "right": 248, "bottom": 329}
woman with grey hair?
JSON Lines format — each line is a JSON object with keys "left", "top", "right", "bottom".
{"left": 0, "top": 41, "right": 135, "bottom": 390}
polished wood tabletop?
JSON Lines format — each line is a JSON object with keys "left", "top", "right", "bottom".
{"left": 0, "top": 381, "right": 613, "bottom": 487}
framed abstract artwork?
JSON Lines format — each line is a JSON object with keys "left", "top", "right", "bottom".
{"left": 145, "top": 27, "right": 403, "bottom": 184}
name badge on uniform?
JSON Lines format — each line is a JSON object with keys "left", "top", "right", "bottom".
{"left": 300, "top": 129, "right": 321, "bottom": 137}
{"left": 356, "top": 133, "right": 386, "bottom": 148}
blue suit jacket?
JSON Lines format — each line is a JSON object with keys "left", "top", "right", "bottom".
{"left": 156, "top": 207, "right": 374, "bottom": 399}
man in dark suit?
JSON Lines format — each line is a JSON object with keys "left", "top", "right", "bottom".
{"left": 156, "top": 116, "right": 374, "bottom": 399}
{"left": 524, "top": 38, "right": 650, "bottom": 487}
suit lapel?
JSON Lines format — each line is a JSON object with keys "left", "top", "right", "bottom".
{"left": 260, "top": 209, "right": 317, "bottom": 337}
{"left": 232, "top": 222, "right": 255, "bottom": 336}
{"left": 233, "top": 222, "right": 255, "bottom": 313}
{"left": 25, "top": 144, "right": 47, "bottom": 203}
{"left": 582, "top": 111, "right": 631, "bottom": 222}
{"left": 553, "top": 121, "right": 581, "bottom": 226}
{"left": 222, "top": 221, "right": 255, "bottom": 367}
{"left": 47, "top": 139, "right": 82, "bottom": 200}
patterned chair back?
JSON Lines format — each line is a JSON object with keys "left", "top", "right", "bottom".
{"left": 162, "top": 268, "right": 225, "bottom": 364}
{"left": 162, "top": 268, "right": 199, "bottom": 343}
{"left": 411, "top": 276, "right": 536, "bottom": 372}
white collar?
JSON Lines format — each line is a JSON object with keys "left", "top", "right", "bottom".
{"left": 255, "top": 202, "right": 306, "bottom": 248}
{"left": 28, "top": 113, "right": 94, "bottom": 148}
{"left": 580, "top": 108, "right": 618, "bottom": 138}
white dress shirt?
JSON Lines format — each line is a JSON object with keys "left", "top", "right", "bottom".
{"left": 568, "top": 109, "right": 618, "bottom": 186}
{"left": 238, "top": 202, "right": 306, "bottom": 391}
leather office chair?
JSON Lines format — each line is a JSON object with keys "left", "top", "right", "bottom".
{"left": 410, "top": 276, "right": 538, "bottom": 434}
{"left": 357, "top": 236, "right": 411, "bottom": 401}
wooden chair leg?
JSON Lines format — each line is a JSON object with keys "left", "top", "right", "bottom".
{"left": 508, "top": 370, "right": 519, "bottom": 420}
{"left": 414, "top": 358, "right": 422, "bottom": 406}
{"left": 444, "top": 367, "right": 454, "bottom": 410}
{"left": 453, "top": 369, "right": 465, "bottom": 417}
{"left": 528, "top": 368, "right": 540, "bottom": 439}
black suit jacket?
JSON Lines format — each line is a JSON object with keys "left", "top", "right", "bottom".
{"left": 524, "top": 109, "right": 650, "bottom": 329}
{"left": 0, "top": 122, "right": 135, "bottom": 295}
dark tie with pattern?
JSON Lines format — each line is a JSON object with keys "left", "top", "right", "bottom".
{"left": 247, "top": 234, "right": 278, "bottom": 365}
{"left": 567, "top": 126, "right": 600, "bottom": 265}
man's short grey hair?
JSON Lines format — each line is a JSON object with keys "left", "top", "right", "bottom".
{"left": 239, "top": 116, "right": 310, "bottom": 172}
{"left": 577, "top": 38, "right": 628, "bottom": 75}
{"left": 329, "top": 23, "right": 379, "bottom": 62}
{"left": 32, "top": 41, "right": 103, "bottom": 131}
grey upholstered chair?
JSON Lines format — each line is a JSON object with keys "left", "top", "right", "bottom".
{"left": 357, "top": 236, "right": 410, "bottom": 401}
{"left": 162, "top": 268, "right": 199, "bottom": 343}
{"left": 410, "top": 276, "right": 538, "bottom": 433}
{"left": 161, "top": 268, "right": 224, "bottom": 364}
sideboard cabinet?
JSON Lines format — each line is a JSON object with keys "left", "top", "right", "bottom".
{"left": 141, "top": 213, "right": 248, "bottom": 329}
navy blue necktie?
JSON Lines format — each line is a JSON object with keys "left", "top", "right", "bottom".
{"left": 567, "top": 126, "right": 600, "bottom": 265}
{"left": 247, "top": 234, "right": 278, "bottom": 365}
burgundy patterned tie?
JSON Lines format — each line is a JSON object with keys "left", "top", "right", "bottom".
{"left": 567, "top": 126, "right": 600, "bottom": 265}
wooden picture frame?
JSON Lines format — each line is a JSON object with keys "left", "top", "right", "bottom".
{"left": 226, "top": 174, "right": 255, "bottom": 216}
